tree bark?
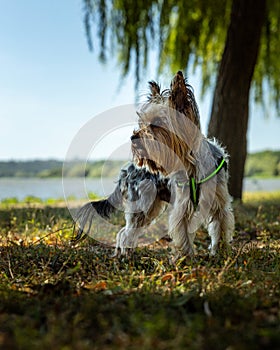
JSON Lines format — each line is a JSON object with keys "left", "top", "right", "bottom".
{"left": 207, "top": 0, "right": 266, "bottom": 200}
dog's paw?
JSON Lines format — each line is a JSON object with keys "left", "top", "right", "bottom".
{"left": 114, "top": 228, "right": 138, "bottom": 258}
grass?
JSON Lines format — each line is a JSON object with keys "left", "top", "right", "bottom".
{"left": 0, "top": 193, "right": 279, "bottom": 349}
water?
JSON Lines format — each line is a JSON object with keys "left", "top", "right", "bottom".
{"left": 0, "top": 177, "right": 117, "bottom": 201}
{"left": 0, "top": 177, "right": 279, "bottom": 201}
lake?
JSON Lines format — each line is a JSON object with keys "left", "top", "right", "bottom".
{"left": 0, "top": 177, "right": 280, "bottom": 201}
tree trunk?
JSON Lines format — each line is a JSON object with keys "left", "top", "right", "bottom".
{"left": 207, "top": 0, "right": 266, "bottom": 200}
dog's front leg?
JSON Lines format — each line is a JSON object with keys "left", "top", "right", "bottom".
{"left": 114, "top": 227, "right": 139, "bottom": 257}
{"left": 169, "top": 217, "right": 196, "bottom": 261}
{"left": 114, "top": 212, "right": 145, "bottom": 257}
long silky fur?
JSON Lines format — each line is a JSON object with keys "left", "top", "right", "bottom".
{"left": 73, "top": 182, "right": 123, "bottom": 242}
{"left": 73, "top": 162, "right": 171, "bottom": 242}
{"left": 73, "top": 71, "right": 234, "bottom": 260}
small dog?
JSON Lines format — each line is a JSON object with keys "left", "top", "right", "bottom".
{"left": 74, "top": 71, "right": 234, "bottom": 260}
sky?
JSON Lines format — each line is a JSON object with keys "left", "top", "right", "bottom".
{"left": 0, "top": 0, "right": 279, "bottom": 162}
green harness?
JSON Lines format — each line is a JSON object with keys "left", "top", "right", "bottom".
{"left": 176, "top": 157, "right": 227, "bottom": 209}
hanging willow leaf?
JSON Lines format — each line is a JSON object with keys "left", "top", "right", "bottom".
{"left": 82, "top": 0, "right": 280, "bottom": 108}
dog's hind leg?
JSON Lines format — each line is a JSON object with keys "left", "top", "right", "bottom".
{"left": 207, "top": 219, "right": 221, "bottom": 256}
{"left": 208, "top": 208, "right": 234, "bottom": 256}
{"left": 221, "top": 208, "right": 235, "bottom": 252}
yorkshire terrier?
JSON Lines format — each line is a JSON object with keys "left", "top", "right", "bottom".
{"left": 74, "top": 71, "right": 234, "bottom": 260}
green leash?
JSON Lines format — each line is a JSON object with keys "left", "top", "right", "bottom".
{"left": 176, "top": 157, "right": 226, "bottom": 209}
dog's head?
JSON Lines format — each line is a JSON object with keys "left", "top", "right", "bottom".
{"left": 131, "top": 71, "right": 202, "bottom": 175}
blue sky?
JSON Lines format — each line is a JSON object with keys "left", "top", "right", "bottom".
{"left": 0, "top": 0, "right": 279, "bottom": 161}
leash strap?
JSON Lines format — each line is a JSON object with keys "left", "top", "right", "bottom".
{"left": 198, "top": 157, "right": 226, "bottom": 184}
{"left": 190, "top": 177, "right": 198, "bottom": 208}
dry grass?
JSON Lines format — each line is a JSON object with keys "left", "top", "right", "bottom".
{"left": 0, "top": 193, "right": 279, "bottom": 349}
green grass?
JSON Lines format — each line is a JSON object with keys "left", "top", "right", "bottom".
{"left": 0, "top": 193, "right": 279, "bottom": 349}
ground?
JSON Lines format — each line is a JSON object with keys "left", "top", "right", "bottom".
{"left": 0, "top": 192, "right": 279, "bottom": 349}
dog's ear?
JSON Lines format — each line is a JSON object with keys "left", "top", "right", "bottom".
{"left": 148, "top": 81, "right": 161, "bottom": 100}
{"left": 169, "top": 71, "right": 201, "bottom": 128}
{"left": 169, "top": 71, "right": 188, "bottom": 112}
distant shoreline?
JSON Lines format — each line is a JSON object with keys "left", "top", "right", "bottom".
{"left": 0, "top": 150, "right": 279, "bottom": 178}
{"left": 0, "top": 177, "right": 279, "bottom": 202}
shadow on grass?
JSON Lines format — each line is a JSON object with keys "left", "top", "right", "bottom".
{"left": 0, "top": 193, "right": 279, "bottom": 349}
{"left": 1, "top": 281, "right": 279, "bottom": 350}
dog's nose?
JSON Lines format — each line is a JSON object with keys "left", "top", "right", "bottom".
{"left": 131, "top": 134, "right": 138, "bottom": 141}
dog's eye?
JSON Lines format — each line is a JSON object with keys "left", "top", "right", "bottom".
{"left": 151, "top": 117, "right": 165, "bottom": 127}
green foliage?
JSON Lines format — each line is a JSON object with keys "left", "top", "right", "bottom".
{"left": 0, "top": 193, "right": 279, "bottom": 348}
{"left": 1, "top": 197, "right": 19, "bottom": 205}
{"left": 0, "top": 160, "right": 62, "bottom": 178}
{"left": 0, "top": 159, "right": 126, "bottom": 178}
{"left": 159, "top": 0, "right": 232, "bottom": 94}
{"left": 253, "top": 0, "right": 280, "bottom": 108}
{"left": 83, "top": 0, "right": 280, "bottom": 108}
{"left": 1, "top": 152, "right": 279, "bottom": 178}
{"left": 87, "top": 160, "right": 125, "bottom": 178}
{"left": 245, "top": 150, "right": 280, "bottom": 177}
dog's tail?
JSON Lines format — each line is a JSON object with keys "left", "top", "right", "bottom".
{"left": 72, "top": 183, "right": 123, "bottom": 243}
